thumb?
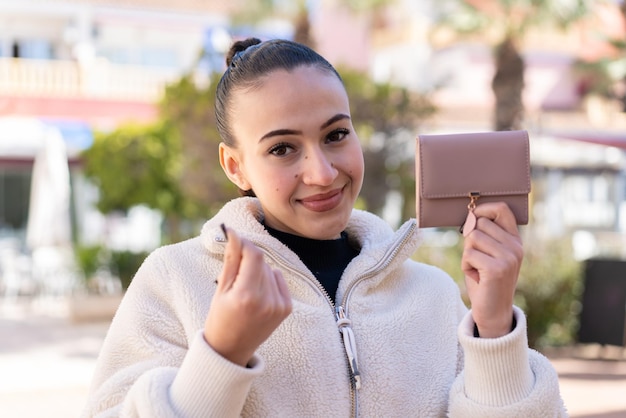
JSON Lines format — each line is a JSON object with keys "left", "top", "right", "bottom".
{"left": 217, "top": 225, "right": 242, "bottom": 290}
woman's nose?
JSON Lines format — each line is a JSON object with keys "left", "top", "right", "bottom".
{"left": 302, "top": 150, "right": 337, "bottom": 186}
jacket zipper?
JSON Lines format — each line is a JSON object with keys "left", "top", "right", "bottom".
{"left": 247, "top": 220, "right": 416, "bottom": 418}
{"left": 334, "top": 220, "right": 416, "bottom": 417}
{"left": 250, "top": 241, "right": 361, "bottom": 416}
{"left": 340, "top": 221, "right": 417, "bottom": 316}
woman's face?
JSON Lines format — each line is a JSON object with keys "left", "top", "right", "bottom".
{"left": 220, "top": 65, "right": 364, "bottom": 240}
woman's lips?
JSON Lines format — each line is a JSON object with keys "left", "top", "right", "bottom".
{"left": 299, "top": 189, "right": 343, "bottom": 212}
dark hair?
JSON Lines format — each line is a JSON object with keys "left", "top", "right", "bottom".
{"left": 216, "top": 38, "right": 342, "bottom": 147}
{"left": 215, "top": 38, "right": 343, "bottom": 196}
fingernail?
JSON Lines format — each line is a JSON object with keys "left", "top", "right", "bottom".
{"left": 220, "top": 223, "right": 228, "bottom": 241}
{"left": 461, "top": 211, "right": 477, "bottom": 237}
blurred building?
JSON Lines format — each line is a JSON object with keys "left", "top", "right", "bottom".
{"left": 358, "top": 0, "right": 626, "bottom": 258}
{"left": 1, "top": 0, "right": 625, "bottom": 267}
{"left": 0, "top": 0, "right": 235, "bottom": 254}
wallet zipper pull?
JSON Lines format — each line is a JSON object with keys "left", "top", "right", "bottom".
{"left": 460, "top": 192, "right": 480, "bottom": 236}
{"left": 467, "top": 191, "right": 480, "bottom": 211}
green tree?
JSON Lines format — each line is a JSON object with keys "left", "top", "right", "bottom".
{"left": 572, "top": 3, "right": 626, "bottom": 109}
{"left": 82, "top": 121, "right": 190, "bottom": 242}
{"left": 434, "top": 0, "right": 591, "bottom": 130}
{"left": 341, "top": 67, "right": 435, "bottom": 219}
{"left": 82, "top": 72, "right": 241, "bottom": 243}
{"left": 618, "top": 0, "right": 626, "bottom": 109}
{"left": 230, "top": 0, "right": 315, "bottom": 46}
{"left": 413, "top": 234, "right": 584, "bottom": 349}
{"left": 159, "top": 73, "right": 239, "bottom": 219}
{"left": 231, "top": 0, "right": 395, "bottom": 48}
{"left": 515, "top": 237, "right": 584, "bottom": 349}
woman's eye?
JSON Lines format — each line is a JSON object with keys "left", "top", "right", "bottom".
{"left": 327, "top": 128, "right": 350, "bottom": 143}
{"left": 269, "top": 142, "right": 293, "bottom": 156}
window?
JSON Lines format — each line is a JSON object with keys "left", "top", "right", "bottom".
{"left": 0, "top": 167, "right": 32, "bottom": 232}
{"left": 99, "top": 46, "right": 177, "bottom": 68}
{"left": 12, "top": 39, "right": 53, "bottom": 59}
{"left": 561, "top": 172, "right": 617, "bottom": 228}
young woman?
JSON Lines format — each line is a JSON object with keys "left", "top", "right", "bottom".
{"left": 83, "top": 38, "right": 566, "bottom": 417}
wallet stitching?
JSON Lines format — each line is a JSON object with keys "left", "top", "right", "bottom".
{"left": 418, "top": 130, "right": 531, "bottom": 224}
{"left": 424, "top": 190, "right": 529, "bottom": 198}
{"left": 419, "top": 131, "right": 531, "bottom": 199}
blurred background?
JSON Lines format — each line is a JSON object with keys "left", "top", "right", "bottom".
{"left": 0, "top": 0, "right": 625, "bottom": 416}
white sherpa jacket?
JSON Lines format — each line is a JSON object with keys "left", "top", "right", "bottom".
{"left": 82, "top": 197, "right": 567, "bottom": 418}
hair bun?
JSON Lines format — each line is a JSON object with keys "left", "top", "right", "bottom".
{"left": 226, "top": 38, "right": 262, "bottom": 67}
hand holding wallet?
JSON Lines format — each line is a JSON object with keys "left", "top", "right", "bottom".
{"left": 415, "top": 130, "right": 531, "bottom": 229}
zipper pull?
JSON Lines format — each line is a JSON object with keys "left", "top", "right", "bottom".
{"left": 336, "top": 306, "right": 361, "bottom": 390}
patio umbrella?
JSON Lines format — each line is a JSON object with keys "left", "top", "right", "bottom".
{"left": 26, "top": 127, "right": 72, "bottom": 250}
{"left": 26, "top": 127, "right": 75, "bottom": 295}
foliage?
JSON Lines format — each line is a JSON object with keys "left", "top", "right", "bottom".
{"left": 83, "top": 122, "right": 181, "bottom": 214}
{"left": 344, "top": 0, "right": 393, "bottom": 12}
{"left": 159, "top": 73, "right": 239, "bottom": 219}
{"left": 515, "top": 236, "right": 583, "bottom": 349}
{"left": 413, "top": 232, "right": 467, "bottom": 293}
{"left": 109, "top": 250, "right": 149, "bottom": 291}
{"left": 433, "top": 0, "right": 591, "bottom": 130}
{"left": 572, "top": 58, "right": 620, "bottom": 99}
{"left": 73, "top": 244, "right": 147, "bottom": 292}
{"left": 573, "top": 7, "right": 626, "bottom": 104}
{"left": 74, "top": 244, "right": 104, "bottom": 281}
{"left": 340, "top": 67, "right": 435, "bottom": 218}
{"left": 437, "top": 0, "right": 591, "bottom": 38}
{"left": 82, "top": 72, "right": 240, "bottom": 242}
{"left": 413, "top": 232, "right": 583, "bottom": 349}
{"left": 81, "top": 121, "right": 192, "bottom": 242}
{"left": 230, "top": 0, "right": 397, "bottom": 48}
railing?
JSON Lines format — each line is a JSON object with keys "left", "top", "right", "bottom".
{"left": 0, "top": 57, "right": 180, "bottom": 102}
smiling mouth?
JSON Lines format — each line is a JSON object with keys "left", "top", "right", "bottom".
{"left": 298, "top": 188, "right": 343, "bottom": 212}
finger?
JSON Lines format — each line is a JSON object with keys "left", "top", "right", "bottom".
{"left": 273, "top": 269, "right": 293, "bottom": 313}
{"left": 468, "top": 220, "right": 524, "bottom": 263}
{"left": 463, "top": 232, "right": 522, "bottom": 283}
{"left": 465, "top": 223, "right": 506, "bottom": 257}
{"left": 472, "top": 201, "right": 519, "bottom": 236}
{"left": 461, "top": 247, "right": 481, "bottom": 283}
{"left": 473, "top": 217, "right": 513, "bottom": 246}
{"left": 218, "top": 226, "right": 243, "bottom": 290}
{"left": 234, "top": 241, "right": 268, "bottom": 292}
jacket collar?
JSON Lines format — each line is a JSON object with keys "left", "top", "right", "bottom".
{"left": 200, "top": 197, "right": 422, "bottom": 274}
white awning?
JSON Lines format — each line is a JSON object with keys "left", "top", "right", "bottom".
{"left": 0, "top": 116, "right": 92, "bottom": 159}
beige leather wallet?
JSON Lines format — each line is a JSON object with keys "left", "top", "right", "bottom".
{"left": 416, "top": 130, "right": 531, "bottom": 228}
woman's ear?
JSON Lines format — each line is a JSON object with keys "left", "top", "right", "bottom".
{"left": 219, "top": 143, "right": 252, "bottom": 191}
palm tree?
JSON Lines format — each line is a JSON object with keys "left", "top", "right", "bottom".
{"left": 435, "top": 0, "right": 591, "bottom": 131}
{"left": 617, "top": 1, "right": 626, "bottom": 110}
{"left": 230, "top": 0, "right": 394, "bottom": 48}
{"left": 229, "top": 0, "right": 312, "bottom": 45}
{"left": 572, "top": 1, "right": 626, "bottom": 111}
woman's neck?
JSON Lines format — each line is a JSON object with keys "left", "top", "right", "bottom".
{"left": 264, "top": 224, "right": 360, "bottom": 301}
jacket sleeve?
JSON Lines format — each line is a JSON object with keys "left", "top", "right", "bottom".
{"left": 448, "top": 306, "right": 568, "bottom": 417}
{"left": 81, "top": 249, "right": 263, "bottom": 418}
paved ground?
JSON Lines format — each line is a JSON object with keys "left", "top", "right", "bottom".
{"left": 549, "top": 348, "right": 626, "bottom": 417}
{"left": 1, "top": 298, "right": 625, "bottom": 418}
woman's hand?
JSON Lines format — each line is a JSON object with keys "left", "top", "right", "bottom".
{"left": 461, "top": 202, "right": 524, "bottom": 338}
{"left": 204, "top": 226, "right": 292, "bottom": 366}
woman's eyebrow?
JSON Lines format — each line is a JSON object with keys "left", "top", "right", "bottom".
{"left": 259, "top": 128, "right": 302, "bottom": 142}
{"left": 320, "top": 113, "right": 350, "bottom": 130}
{"left": 259, "top": 113, "right": 351, "bottom": 142}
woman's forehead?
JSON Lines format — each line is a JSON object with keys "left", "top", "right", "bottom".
{"left": 231, "top": 67, "right": 348, "bottom": 115}
{"left": 229, "top": 68, "right": 350, "bottom": 143}
{"left": 241, "top": 65, "right": 343, "bottom": 93}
